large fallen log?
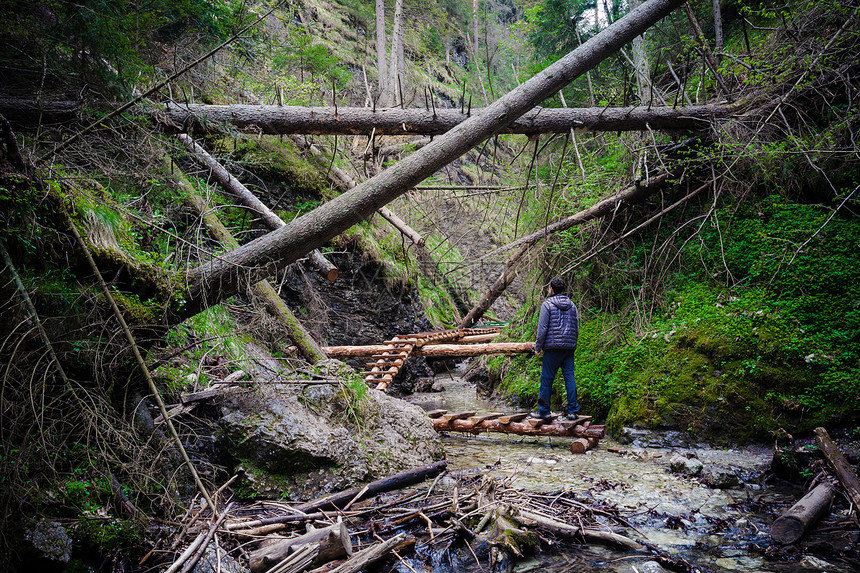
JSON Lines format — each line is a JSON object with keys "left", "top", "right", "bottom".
{"left": 295, "top": 460, "right": 448, "bottom": 513}
{"left": 770, "top": 482, "right": 835, "bottom": 545}
{"left": 322, "top": 341, "right": 534, "bottom": 358}
{"left": 176, "top": 133, "right": 338, "bottom": 282}
{"left": 814, "top": 427, "right": 860, "bottom": 520}
{"left": 159, "top": 103, "right": 731, "bottom": 136}
{"left": 179, "top": 0, "right": 689, "bottom": 319}
{"left": 249, "top": 522, "right": 351, "bottom": 573}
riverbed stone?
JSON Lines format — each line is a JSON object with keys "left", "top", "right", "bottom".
{"left": 218, "top": 359, "right": 443, "bottom": 499}
{"left": 192, "top": 542, "right": 247, "bottom": 573}
{"left": 669, "top": 454, "right": 704, "bottom": 476}
{"left": 22, "top": 520, "right": 72, "bottom": 567}
{"left": 700, "top": 465, "right": 740, "bottom": 488}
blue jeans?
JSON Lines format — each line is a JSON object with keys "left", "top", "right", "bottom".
{"left": 537, "top": 349, "right": 579, "bottom": 418}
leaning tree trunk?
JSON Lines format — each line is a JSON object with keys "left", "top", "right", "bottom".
{"left": 176, "top": 133, "right": 338, "bottom": 281}
{"left": 156, "top": 103, "right": 730, "bottom": 136}
{"left": 167, "top": 157, "right": 326, "bottom": 363}
{"left": 175, "top": 0, "right": 688, "bottom": 322}
{"left": 814, "top": 427, "right": 860, "bottom": 520}
{"left": 458, "top": 175, "right": 671, "bottom": 327}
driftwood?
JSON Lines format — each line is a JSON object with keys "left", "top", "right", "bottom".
{"left": 515, "top": 508, "right": 643, "bottom": 550}
{"left": 323, "top": 341, "right": 534, "bottom": 358}
{"left": 249, "top": 522, "right": 351, "bottom": 573}
{"left": 296, "top": 460, "right": 448, "bottom": 513}
{"left": 158, "top": 103, "right": 732, "bottom": 136}
{"left": 814, "top": 427, "right": 860, "bottom": 519}
{"left": 770, "top": 482, "right": 835, "bottom": 545}
{"left": 314, "top": 532, "right": 407, "bottom": 573}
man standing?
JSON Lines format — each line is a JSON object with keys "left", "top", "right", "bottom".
{"left": 531, "top": 277, "right": 580, "bottom": 421}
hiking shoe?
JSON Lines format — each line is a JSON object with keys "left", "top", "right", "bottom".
{"left": 528, "top": 411, "right": 550, "bottom": 421}
{"left": 560, "top": 413, "right": 579, "bottom": 421}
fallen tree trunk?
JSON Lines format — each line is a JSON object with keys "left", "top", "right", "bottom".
{"left": 459, "top": 174, "right": 671, "bottom": 328}
{"left": 296, "top": 460, "right": 448, "bottom": 513}
{"left": 170, "top": 157, "right": 326, "bottom": 362}
{"left": 177, "top": 133, "right": 338, "bottom": 282}
{"left": 322, "top": 341, "right": 534, "bottom": 358}
{"left": 177, "top": 0, "right": 688, "bottom": 320}
{"left": 249, "top": 522, "right": 351, "bottom": 573}
{"left": 770, "top": 482, "right": 835, "bottom": 545}
{"left": 318, "top": 532, "right": 407, "bottom": 573}
{"left": 158, "top": 103, "right": 731, "bottom": 136}
{"left": 814, "top": 427, "right": 860, "bottom": 519}
{"left": 515, "top": 509, "right": 643, "bottom": 550}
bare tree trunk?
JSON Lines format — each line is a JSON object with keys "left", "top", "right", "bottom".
{"left": 169, "top": 157, "right": 326, "bottom": 363}
{"left": 176, "top": 134, "right": 338, "bottom": 281}
{"left": 770, "top": 483, "right": 834, "bottom": 545}
{"left": 176, "top": 0, "right": 688, "bottom": 322}
{"left": 683, "top": 1, "right": 728, "bottom": 94}
{"left": 713, "top": 0, "right": 723, "bottom": 62}
{"left": 387, "top": 0, "right": 404, "bottom": 107}
{"left": 815, "top": 427, "right": 860, "bottom": 520}
{"left": 629, "top": 0, "right": 652, "bottom": 104}
{"left": 375, "top": 0, "right": 387, "bottom": 99}
{"left": 158, "top": 103, "right": 730, "bottom": 136}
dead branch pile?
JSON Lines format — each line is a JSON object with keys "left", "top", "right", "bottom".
{"left": 146, "top": 463, "right": 707, "bottom": 573}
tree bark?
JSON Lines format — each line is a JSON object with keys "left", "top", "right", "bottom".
{"left": 157, "top": 103, "right": 729, "bottom": 136}
{"left": 713, "top": 0, "right": 723, "bottom": 62}
{"left": 295, "top": 460, "right": 447, "bottom": 513}
{"left": 176, "top": 133, "right": 338, "bottom": 281}
{"left": 249, "top": 522, "right": 351, "bottom": 573}
{"left": 375, "top": 0, "right": 387, "bottom": 99}
{"left": 770, "top": 482, "right": 834, "bottom": 545}
{"left": 458, "top": 175, "right": 671, "bottom": 327}
{"left": 814, "top": 427, "right": 860, "bottom": 520}
{"left": 322, "top": 341, "right": 534, "bottom": 358}
{"left": 177, "top": 0, "right": 688, "bottom": 321}
{"left": 387, "top": 0, "right": 405, "bottom": 107}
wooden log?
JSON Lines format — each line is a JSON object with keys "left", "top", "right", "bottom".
{"left": 322, "top": 341, "right": 535, "bottom": 358}
{"left": 814, "top": 427, "right": 860, "bottom": 519}
{"left": 527, "top": 414, "right": 558, "bottom": 427}
{"left": 498, "top": 413, "right": 529, "bottom": 424}
{"left": 176, "top": 134, "right": 338, "bottom": 282}
{"left": 249, "top": 522, "right": 351, "bottom": 573}
{"left": 180, "top": 0, "right": 689, "bottom": 320}
{"left": 770, "top": 483, "right": 835, "bottom": 545}
{"left": 467, "top": 413, "right": 504, "bottom": 424}
{"left": 376, "top": 206, "right": 424, "bottom": 246}
{"left": 515, "top": 509, "right": 643, "bottom": 550}
{"left": 569, "top": 437, "right": 600, "bottom": 454}
{"left": 432, "top": 417, "right": 597, "bottom": 438}
{"left": 426, "top": 410, "right": 447, "bottom": 418}
{"left": 158, "top": 103, "right": 732, "bottom": 136}
{"left": 316, "top": 532, "right": 406, "bottom": 573}
{"left": 456, "top": 333, "right": 499, "bottom": 343}
{"left": 296, "top": 460, "right": 447, "bottom": 513}
{"left": 442, "top": 411, "right": 477, "bottom": 422}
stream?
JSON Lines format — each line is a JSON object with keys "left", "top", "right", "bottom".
{"left": 403, "top": 367, "right": 832, "bottom": 573}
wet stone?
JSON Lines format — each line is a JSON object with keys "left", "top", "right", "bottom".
{"left": 700, "top": 465, "right": 741, "bottom": 489}
{"left": 669, "top": 454, "right": 704, "bottom": 476}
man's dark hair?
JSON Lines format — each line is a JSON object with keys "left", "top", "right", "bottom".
{"left": 550, "top": 277, "right": 565, "bottom": 294}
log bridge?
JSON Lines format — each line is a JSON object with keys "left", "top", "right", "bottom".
{"left": 428, "top": 410, "right": 605, "bottom": 454}
{"left": 323, "top": 326, "right": 519, "bottom": 392}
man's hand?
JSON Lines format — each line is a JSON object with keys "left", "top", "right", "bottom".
{"left": 534, "top": 349, "right": 542, "bottom": 357}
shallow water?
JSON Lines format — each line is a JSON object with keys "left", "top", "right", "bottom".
{"left": 404, "top": 369, "right": 803, "bottom": 573}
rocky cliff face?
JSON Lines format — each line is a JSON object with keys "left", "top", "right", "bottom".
{"left": 217, "top": 359, "right": 443, "bottom": 500}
